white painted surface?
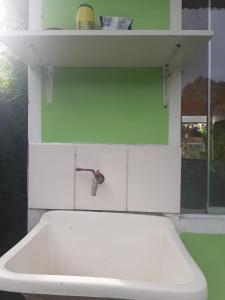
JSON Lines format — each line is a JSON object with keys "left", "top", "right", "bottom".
{"left": 28, "top": 143, "right": 75, "bottom": 209}
{"left": 168, "top": 71, "right": 182, "bottom": 146}
{"left": 29, "top": 0, "right": 42, "bottom": 30}
{"left": 28, "top": 0, "right": 42, "bottom": 143}
{"left": 0, "top": 211, "right": 207, "bottom": 300}
{"left": 168, "top": 0, "right": 182, "bottom": 146}
{"left": 127, "top": 145, "right": 181, "bottom": 213}
{"left": 28, "top": 67, "right": 42, "bottom": 143}
{"left": 170, "top": 0, "right": 182, "bottom": 30}
{"left": 0, "top": 30, "right": 212, "bottom": 67}
{"left": 75, "top": 145, "right": 127, "bottom": 211}
{"left": 173, "top": 214, "right": 225, "bottom": 234}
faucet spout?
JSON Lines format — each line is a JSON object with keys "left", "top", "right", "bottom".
{"left": 91, "top": 170, "right": 105, "bottom": 196}
{"left": 76, "top": 167, "right": 105, "bottom": 196}
{"left": 91, "top": 177, "right": 99, "bottom": 196}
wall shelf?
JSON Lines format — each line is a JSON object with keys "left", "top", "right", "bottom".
{"left": 0, "top": 30, "right": 213, "bottom": 104}
{"left": 0, "top": 30, "right": 212, "bottom": 67}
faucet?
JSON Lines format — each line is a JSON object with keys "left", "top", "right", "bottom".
{"left": 76, "top": 167, "right": 105, "bottom": 196}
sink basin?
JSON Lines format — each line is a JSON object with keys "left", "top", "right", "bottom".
{"left": 0, "top": 211, "right": 207, "bottom": 300}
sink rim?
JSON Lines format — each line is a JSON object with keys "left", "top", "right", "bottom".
{"left": 0, "top": 211, "right": 207, "bottom": 299}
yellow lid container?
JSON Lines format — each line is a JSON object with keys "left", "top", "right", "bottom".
{"left": 76, "top": 4, "right": 95, "bottom": 30}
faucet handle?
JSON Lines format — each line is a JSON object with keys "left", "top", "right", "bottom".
{"left": 76, "top": 167, "right": 105, "bottom": 183}
{"left": 95, "top": 170, "right": 105, "bottom": 184}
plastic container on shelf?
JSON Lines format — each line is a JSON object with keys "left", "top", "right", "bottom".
{"left": 75, "top": 4, "right": 95, "bottom": 30}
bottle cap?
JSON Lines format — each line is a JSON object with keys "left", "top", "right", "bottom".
{"left": 78, "top": 3, "right": 93, "bottom": 9}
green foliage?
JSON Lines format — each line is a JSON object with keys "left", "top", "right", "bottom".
{"left": 0, "top": 47, "right": 27, "bottom": 103}
{"left": 0, "top": 0, "right": 28, "bottom": 260}
{"left": 0, "top": 0, "right": 28, "bottom": 30}
{"left": 0, "top": 0, "right": 28, "bottom": 102}
{"left": 0, "top": 47, "right": 16, "bottom": 92}
{"left": 213, "top": 120, "right": 225, "bottom": 161}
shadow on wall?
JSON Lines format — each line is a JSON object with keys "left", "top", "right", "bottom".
{"left": 0, "top": 292, "right": 25, "bottom": 300}
{"left": 24, "top": 295, "right": 124, "bottom": 300}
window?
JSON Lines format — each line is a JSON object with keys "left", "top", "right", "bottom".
{"left": 182, "top": 0, "right": 225, "bottom": 213}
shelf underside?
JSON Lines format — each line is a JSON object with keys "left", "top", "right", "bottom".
{"left": 0, "top": 30, "right": 213, "bottom": 68}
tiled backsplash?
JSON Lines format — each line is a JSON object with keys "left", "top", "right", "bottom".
{"left": 128, "top": 146, "right": 181, "bottom": 213}
{"left": 29, "top": 143, "right": 76, "bottom": 209}
{"left": 29, "top": 143, "right": 181, "bottom": 213}
{"left": 75, "top": 145, "right": 127, "bottom": 211}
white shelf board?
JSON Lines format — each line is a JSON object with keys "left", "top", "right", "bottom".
{"left": 0, "top": 30, "right": 213, "bottom": 68}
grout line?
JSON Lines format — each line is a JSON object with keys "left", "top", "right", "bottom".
{"left": 126, "top": 147, "right": 129, "bottom": 211}
{"left": 73, "top": 145, "right": 76, "bottom": 210}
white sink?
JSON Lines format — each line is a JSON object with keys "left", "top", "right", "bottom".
{"left": 0, "top": 211, "right": 207, "bottom": 300}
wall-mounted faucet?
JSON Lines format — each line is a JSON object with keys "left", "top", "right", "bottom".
{"left": 76, "top": 167, "right": 105, "bottom": 196}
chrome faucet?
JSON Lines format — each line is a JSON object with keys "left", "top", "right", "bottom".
{"left": 76, "top": 167, "right": 105, "bottom": 196}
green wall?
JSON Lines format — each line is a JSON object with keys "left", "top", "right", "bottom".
{"left": 42, "top": 68, "right": 168, "bottom": 144}
{"left": 182, "top": 233, "right": 225, "bottom": 300}
{"left": 42, "top": 0, "right": 170, "bottom": 144}
{"left": 42, "top": 0, "right": 170, "bottom": 30}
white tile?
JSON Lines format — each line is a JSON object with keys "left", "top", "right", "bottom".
{"left": 29, "top": 143, "right": 76, "bottom": 209}
{"left": 75, "top": 145, "right": 127, "bottom": 211}
{"left": 127, "top": 145, "right": 181, "bottom": 213}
